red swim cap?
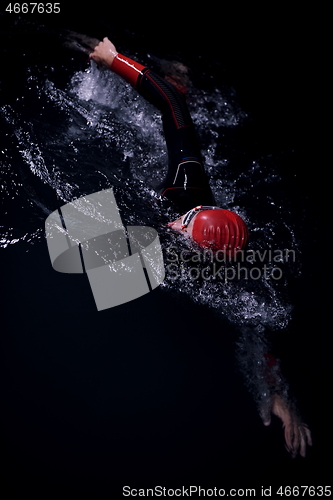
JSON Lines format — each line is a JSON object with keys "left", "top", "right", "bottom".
{"left": 190, "top": 208, "right": 249, "bottom": 255}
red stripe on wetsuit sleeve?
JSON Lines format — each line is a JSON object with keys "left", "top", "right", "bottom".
{"left": 111, "top": 54, "right": 146, "bottom": 88}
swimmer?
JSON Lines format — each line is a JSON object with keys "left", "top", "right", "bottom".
{"left": 89, "top": 37, "right": 312, "bottom": 457}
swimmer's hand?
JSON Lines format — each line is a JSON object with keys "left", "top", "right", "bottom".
{"left": 260, "top": 394, "right": 312, "bottom": 458}
{"left": 89, "top": 37, "right": 118, "bottom": 68}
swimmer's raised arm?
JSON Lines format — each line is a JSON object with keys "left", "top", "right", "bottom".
{"left": 88, "top": 35, "right": 214, "bottom": 209}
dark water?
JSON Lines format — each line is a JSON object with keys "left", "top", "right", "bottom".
{"left": 1, "top": 10, "right": 329, "bottom": 495}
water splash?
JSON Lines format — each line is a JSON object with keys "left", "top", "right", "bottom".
{"left": 1, "top": 57, "right": 302, "bottom": 336}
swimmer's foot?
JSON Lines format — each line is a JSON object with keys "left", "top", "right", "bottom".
{"left": 260, "top": 394, "right": 312, "bottom": 458}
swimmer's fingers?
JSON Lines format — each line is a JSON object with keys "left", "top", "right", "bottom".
{"left": 283, "top": 420, "right": 296, "bottom": 457}
{"left": 62, "top": 31, "right": 101, "bottom": 55}
{"left": 304, "top": 424, "right": 313, "bottom": 447}
{"left": 284, "top": 420, "right": 312, "bottom": 458}
{"left": 299, "top": 430, "right": 307, "bottom": 458}
{"left": 63, "top": 31, "right": 101, "bottom": 51}
{"left": 299, "top": 423, "right": 312, "bottom": 457}
{"left": 291, "top": 423, "right": 301, "bottom": 458}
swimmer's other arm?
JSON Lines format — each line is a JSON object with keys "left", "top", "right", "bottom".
{"left": 259, "top": 353, "right": 312, "bottom": 458}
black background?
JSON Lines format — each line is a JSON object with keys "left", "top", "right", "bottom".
{"left": 1, "top": 4, "right": 330, "bottom": 497}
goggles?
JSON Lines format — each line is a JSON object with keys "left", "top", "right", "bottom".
{"left": 181, "top": 205, "right": 219, "bottom": 230}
